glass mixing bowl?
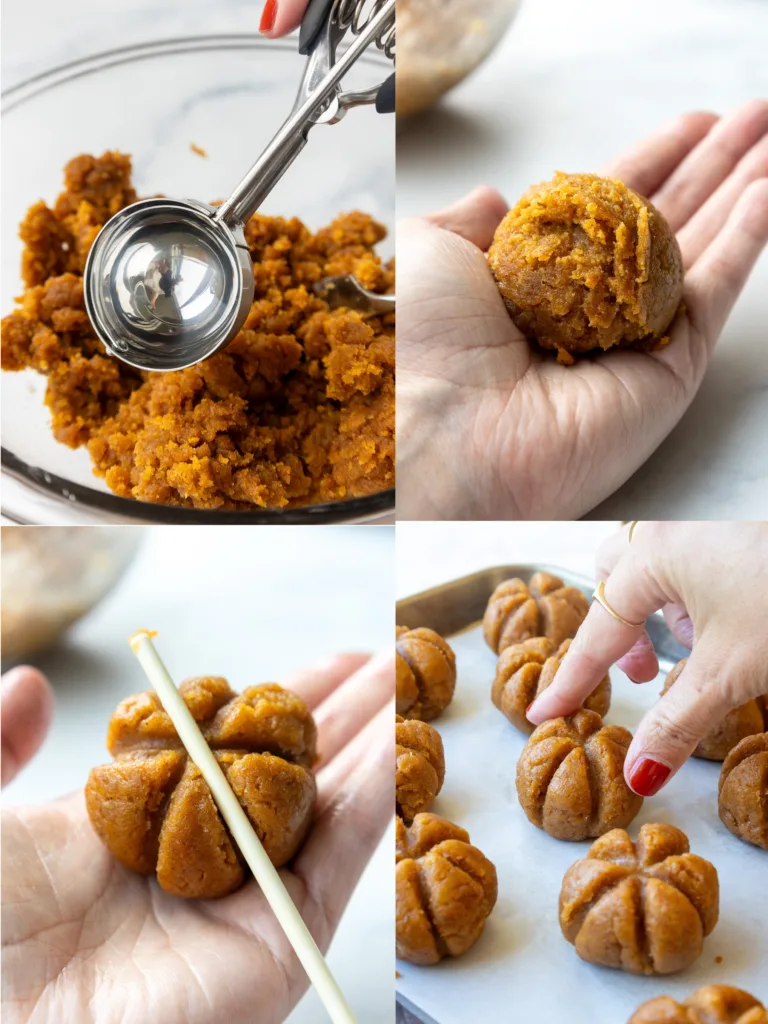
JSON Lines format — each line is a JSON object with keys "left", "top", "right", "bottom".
{"left": 1, "top": 37, "right": 395, "bottom": 524}
{"left": 397, "top": 0, "right": 522, "bottom": 118}
{"left": 1, "top": 526, "right": 141, "bottom": 661}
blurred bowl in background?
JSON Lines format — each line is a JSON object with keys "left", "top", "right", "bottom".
{"left": 397, "top": 0, "right": 521, "bottom": 118}
{"left": 1, "top": 527, "right": 140, "bottom": 660}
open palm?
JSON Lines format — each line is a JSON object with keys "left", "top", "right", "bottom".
{"left": 397, "top": 101, "right": 768, "bottom": 520}
{"left": 2, "top": 654, "right": 392, "bottom": 1024}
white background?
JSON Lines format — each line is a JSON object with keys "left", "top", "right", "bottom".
{"left": 396, "top": 520, "right": 617, "bottom": 597}
{"left": 397, "top": 0, "right": 768, "bottom": 520}
{"left": 1, "top": 525, "right": 395, "bottom": 1024}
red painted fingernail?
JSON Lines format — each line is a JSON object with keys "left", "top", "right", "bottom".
{"left": 526, "top": 702, "right": 535, "bottom": 715}
{"left": 260, "top": 0, "right": 278, "bottom": 33}
{"left": 628, "top": 757, "right": 671, "bottom": 797}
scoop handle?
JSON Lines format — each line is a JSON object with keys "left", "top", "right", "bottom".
{"left": 299, "top": 0, "right": 335, "bottom": 54}
{"left": 214, "top": 1, "right": 393, "bottom": 228}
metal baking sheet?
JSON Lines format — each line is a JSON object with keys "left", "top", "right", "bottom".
{"left": 396, "top": 565, "right": 767, "bottom": 1024}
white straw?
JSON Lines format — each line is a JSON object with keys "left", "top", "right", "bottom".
{"left": 129, "top": 630, "right": 357, "bottom": 1024}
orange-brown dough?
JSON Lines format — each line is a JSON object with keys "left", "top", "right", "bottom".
{"left": 492, "top": 636, "right": 610, "bottom": 733}
{"left": 1, "top": 152, "right": 395, "bottom": 509}
{"left": 718, "top": 731, "right": 768, "bottom": 850}
{"left": 483, "top": 571, "right": 589, "bottom": 654}
{"left": 559, "top": 823, "right": 719, "bottom": 975}
{"left": 629, "top": 986, "right": 767, "bottom": 1024}
{"left": 85, "top": 676, "right": 317, "bottom": 898}
{"left": 516, "top": 709, "right": 640, "bottom": 840}
{"left": 488, "top": 172, "right": 683, "bottom": 363}
{"left": 396, "top": 813, "right": 497, "bottom": 965}
{"left": 664, "top": 660, "right": 768, "bottom": 761}
{"left": 396, "top": 714, "right": 445, "bottom": 821}
{"left": 396, "top": 625, "right": 456, "bottom": 720}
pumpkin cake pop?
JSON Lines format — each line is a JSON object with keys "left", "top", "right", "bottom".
{"left": 86, "top": 676, "right": 317, "bottom": 898}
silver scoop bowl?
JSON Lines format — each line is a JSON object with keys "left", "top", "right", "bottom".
{"left": 84, "top": 0, "right": 395, "bottom": 372}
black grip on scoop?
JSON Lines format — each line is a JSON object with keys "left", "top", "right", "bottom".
{"left": 375, "top": 72, "right": 395, "bottom": 114}
{"left": 299, "top": 0, "right": 335, "bottom": 54}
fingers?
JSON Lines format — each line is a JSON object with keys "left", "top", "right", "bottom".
{"left": 260, "top": 0, "right": 306, "bottom": 38}
{"left": 662, "top": 603, "right": 695, "bottom": 650}
{"left": 677, "top": 132, "right": 768, "bottom": 267}
{"left": 282, "top": 652, "right": 372, "bottom": 710}
{"left": 685, "top": 177, "right": 768, "bottom": 346}
{"left": 616, "top": 630, "right": 660, "bottom": 683}
{"left": 602, "top": 110, "right": 719, "bottom": 199}
{"left": 624, "top": 644, "right": 733, "bottom": 796}
{"left": 1, "top": 667, "right": 54, "bottom": 787}
{"left": 652, "top": 99, "right": 768, "bottom": 232}
{"left": 527, "top": 553, "right": 669, "bottom": 725}
{"left": 293, "top": 702, "right": 393, "bottom": 933}
{"left": 423, "top": 186, "right": 509, "bottom": 250}
{"left": 312, "top": 649, "right": 394, "bottom": 767}
{"left": 594, "top": 521, "right": 636, "bottom": 581}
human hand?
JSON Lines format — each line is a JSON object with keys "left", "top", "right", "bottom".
{"left": 1, "top": 666, "right": 54, "bottom": 788}
{"left": 396, "top": 101, "right": 768, "bottom": 520}
{"left": 2, "top": 651, "right": 393, "bottom": 1024}
{"left": 259, "top": 0, "right": 311, "bottom": 37}
{"left": 526, "top": 521, "right": 768, "bottom": 796}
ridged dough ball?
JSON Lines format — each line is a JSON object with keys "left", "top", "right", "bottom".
{"left": 396, "top": 625, "right": 456, "bottom": 720}
{"left": 86, "top": 676, "right": 317, "bottom": 898}
{"left": 396, "top": 714, "right": 445, "bottom": 821}
{"left": 483, "top": 572, "right": 588, "bottom": 655}
{"left": 629, "top": 986, "right": 767, "bottom": 1024}
{"left": 516, "top": 708, "right": 641, "bottom": 840}
{"left": 396, "top": 813, "right": 498, "bottom": 965}
{"left": 559, "top": 823, "right": 719, "bottom": 975}
{"left": 492, "top": 636, "right": 611, "bottom": 733}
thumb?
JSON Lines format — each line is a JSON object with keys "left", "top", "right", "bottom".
{"left": 624, "top": 644, "right": 731, "bottom": 796}
{"left": 1, "top": 666, "right": 54, "bottom": 787}
{"left": 424, "top": 185, "right": 509, "bottom": 250}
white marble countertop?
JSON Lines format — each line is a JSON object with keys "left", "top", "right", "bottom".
{"left": 397, "top": 0, "right": 768, "bottom": 520}
{"left": 1, "top": 525, "right": 394, "bottom": 1024}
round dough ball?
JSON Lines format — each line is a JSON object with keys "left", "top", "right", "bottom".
{"left": 718, "top": 731, "right": 768, "bottom": 850}
{"left": 396, "top": 625, "right": 456, "bottom": 720}
{"left": 85, "top": 677, "right": 317, "bottom": 899}
{"left": 483, "top": 571, "right": 588, "bottom": 655}
{"left": 559, "top": 823, "right": 719, "bottom": 975}
{"left": 492, "top": 636, "right": 611, "bottom": 733}
{"left": 488, "top": 172, "right": 684, "bottom": 362}
{"left": 396, "top": 714, "right": 446, "bottom": 821}
{"left": 516, "top": 708, "right": 640, "bottom": 840}
{"left": 396, "top": 813, "right": 497, "bottom": 965}
{"left": 629, "top": 986, "right": 767, "bottom": 1024}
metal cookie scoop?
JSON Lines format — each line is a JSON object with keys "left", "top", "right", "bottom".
{"left": 314, "top": 275, "right": 395, "bottom": 314}
{"left": 84, "top": 0, "right": 395, "bottom": 372}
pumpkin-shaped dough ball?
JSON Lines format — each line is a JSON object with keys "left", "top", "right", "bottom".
{"left": 718, "top": 731, "right": 768, "bottom": 850}
{"left": 560, "top": 823, "right": 719, "bottom": 975}
{"left": 396, "top": 813, "right": 498, "bottom": 965}
{"left": 396, "top": 625, "right": 456, "bottom": 720}
{"left": 629, "top": 986, "right": 767, "bottom": 1024}
{"left": 86, "top": 677, "right": 317, "bottom": 899}
{"left": 492, "top": 636, "right": 611, "bottom": 733}
{"left": 663, "top": 659, "right": 767, "bottom": 761}
{"left": 396, "top": 714, "right": 445, "bottom": 821}
{"left": 483, "top": 571, "right": 588, "bottom": 654}
{"left": 516, "top": 709, "right": 641, "bottom": 840}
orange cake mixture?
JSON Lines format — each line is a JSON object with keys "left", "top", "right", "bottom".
{"left": 1, "top": 152, "right": 395, "bottom": 509}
